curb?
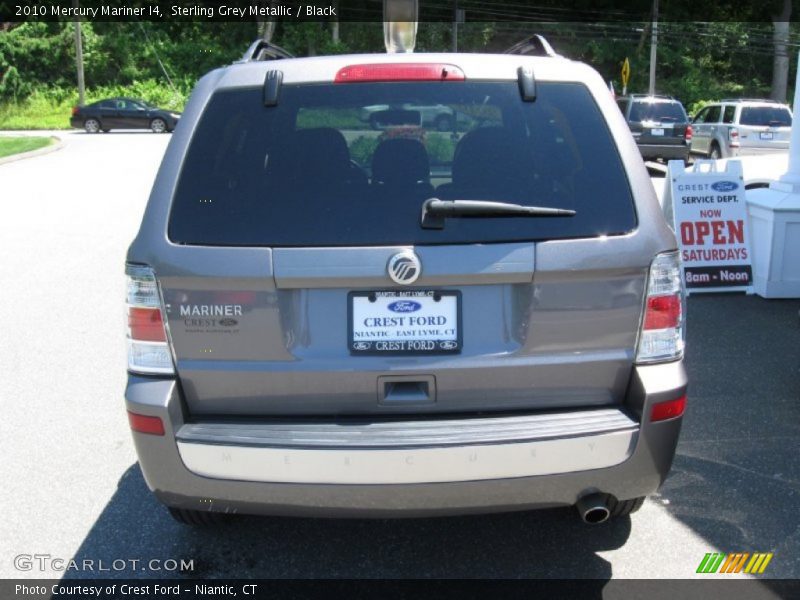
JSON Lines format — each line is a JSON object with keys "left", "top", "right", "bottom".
{"left": 0, "top": 135, "right": 65, "bottom": 166}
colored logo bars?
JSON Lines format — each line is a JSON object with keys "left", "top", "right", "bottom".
{"left": 696, "top": 552, "right": 773, "bottom": 574}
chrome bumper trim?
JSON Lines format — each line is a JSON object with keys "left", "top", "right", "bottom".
{"left": 177, "top": 428, "right": 637, "bottom": 485}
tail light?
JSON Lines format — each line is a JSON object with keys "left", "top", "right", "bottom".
{"left": 684, "top": 124, "right": 693, "bottom": 141}
{"left": 71, "top": 106, "right": 79, "bottom": 116}
{"left": 335, "top": 63, "right": 465, "bottom": 83}
{"left": 126, "top": 264, "right": 174, "bottom": 374}
{"left": 636, "top": 252, "right": 685, "bottom": 363}
{"left": 729, "top": 128, "right": 740, "bottom": 147}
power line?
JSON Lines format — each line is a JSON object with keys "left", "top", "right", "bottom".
{"left": 136, "top": 21, "right": 177, "bottom": 93}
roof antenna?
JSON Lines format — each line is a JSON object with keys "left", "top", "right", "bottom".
{"left": 383, "top": 0, "right": 418, "bottom": 53}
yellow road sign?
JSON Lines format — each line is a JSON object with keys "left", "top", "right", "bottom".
{"left": 621, "top": 58, "right": 631, "bottom": 87}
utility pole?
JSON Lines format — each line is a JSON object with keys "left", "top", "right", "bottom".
{"left": 452, "top": 1, "right": 458, "bottom": 52}
{"left": 771, "top": 0, "right": 792, "bottom": 103}
{"left": 451, "top": 3, "right": 465, "bottom": 52}
{"left": 72, "top": 0, "right": 85, "bottom": 105}
{"left": 648, "top": 0, "right": 658, "bottom": 95}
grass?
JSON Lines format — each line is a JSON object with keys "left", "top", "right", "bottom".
{"left": 0, "top": 92, "right": 77, "bottom": 129}
{"left": 0, "top": 136, "right": 54, "bottom": 158}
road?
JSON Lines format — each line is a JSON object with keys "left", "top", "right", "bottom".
{"left": 0, "top": 131, "right": 798, "bottom": 583}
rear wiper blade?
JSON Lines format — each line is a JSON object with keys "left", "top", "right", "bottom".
{"left": 421, "top": 198, "right": 576, "bottom": 229}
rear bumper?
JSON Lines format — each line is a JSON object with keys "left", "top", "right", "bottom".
{"left": 176, "top": 410, "right": 638, "bottom": 485}
{"left": 637, "top": 143, "right": 689, "bottom": 161}
{"left": 125, "top": 361, "right": 686, "bottom": 517}
{"left": 729, "top": 145, "right": 789, "bottom": 157}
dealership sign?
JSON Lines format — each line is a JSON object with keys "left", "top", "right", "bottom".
{"left": 664, "top": 160, "right": 754, "bottom": 295}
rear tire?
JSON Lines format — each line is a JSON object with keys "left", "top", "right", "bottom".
{"left": 167, "top": 507, "right": 228, "bottom": 526}
{"left": 709, "top": 144, "right": 722, "bottom": 160}
{"left": 607, "top": 496, "right": 645, "bottom": 517}
{"left": 84, "top": 118, "right": 101, "bottom": 134}
{"left": 150, "top": 118, "right": 167, "bottom": 133}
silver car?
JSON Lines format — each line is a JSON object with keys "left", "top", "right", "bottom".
{"left": 124, "top": 40, "right": 687, "bottom": 526}
{"left": 691, "top": 99, "right": 792, "bottom": 159}
{"left": 359, "top": 103, "right": 460, "bottom": 131}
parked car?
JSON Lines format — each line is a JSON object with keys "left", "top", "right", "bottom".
{"left": 617, "top": 94, "right": 692, "bottom": 162}
{"left": 70, "top": 97, "right": 180, "bottom": 133}
{"left": 360, "top": 103, "right": 460, "bottom": 131}
{"left": 125, "top": 37, "right": 687, "bottom": 526}
{"left": 690, "top": 99, "right": 792, "bottom": 159}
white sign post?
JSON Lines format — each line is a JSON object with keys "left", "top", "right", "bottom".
{"left": 664, "top": 159, "right": 754, "bottom": 295}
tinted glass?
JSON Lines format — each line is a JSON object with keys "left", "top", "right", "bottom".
{"left": 706, "top": 105, "right": 722, "bottom": 123}
{"left": 739, "top": 106, "right": 792, "bottom": 127}
{"left": 693, "top": 107, "right": 708, "bottom": 123}
{"left": 169, "top": 82, "right": 636, "bottom": 247}
{"left": 628, "top": 101, "right": 687, "bottom": 123}
{"left": 723, "top": 106, "right": 736, "bottom": 124}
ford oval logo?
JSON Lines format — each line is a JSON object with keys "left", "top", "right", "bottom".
{"left": 711, "top": 180, "right": 739, "bottom": 192}
{"left": 218, "top": 318, "right": 238, "bottom": 327}
{"left": 388, "top": 300, "right": 421, "bottom": 313}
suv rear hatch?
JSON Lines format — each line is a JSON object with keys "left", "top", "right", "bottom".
{"left": 628, "top": 99, "right": 689, "bottom": 147}
{"left": 156, "top": 65, "right": 650, "bottom": 417}
{"left": 737, "top": 104, "right": 792, "bottom": 152}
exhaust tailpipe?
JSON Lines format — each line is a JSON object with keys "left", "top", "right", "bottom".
{"left": 576, "top": 493, "right": 611, "bottom": 524}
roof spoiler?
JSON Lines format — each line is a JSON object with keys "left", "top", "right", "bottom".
{"left": 719, "top": 98, "right": 783, "bottom": 104}
{"left": 504, "top": 35, "right": 559, "bottom": 58}
{"left": 238, "top": 39, "right": 294, "bottom": 63}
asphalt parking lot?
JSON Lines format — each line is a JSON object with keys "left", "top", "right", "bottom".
{"left": 1, "top": 131, "right": 798, "bottom": 583}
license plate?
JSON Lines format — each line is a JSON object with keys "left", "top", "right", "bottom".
{"left": 348, "top": 291, "right": 461, "bottom": 355}
{"left": 650, "top": 128, "right": 664, "bottom": 136}
{"left": 760, "top": 132, "right": 773, "bottom": 140}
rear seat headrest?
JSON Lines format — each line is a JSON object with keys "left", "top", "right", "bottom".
{"left": 371, "top": 138, "right": 430, "bottom": 186}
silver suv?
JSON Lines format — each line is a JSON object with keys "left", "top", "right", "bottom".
{"left": 124, "top": 38, "right": 687, "bottom": 526}
{"left": 691, "top": 99, "right": 792, "bottom": 159}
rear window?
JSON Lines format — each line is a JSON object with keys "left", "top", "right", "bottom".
{"left": 739, "top": 106, "right": 792, "bottom": 127}
{"left": 628, "top": 101, "right": 687, "bottom": 123}
{"left": 169, "top": 81, "right": 636, "bottom": 247}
